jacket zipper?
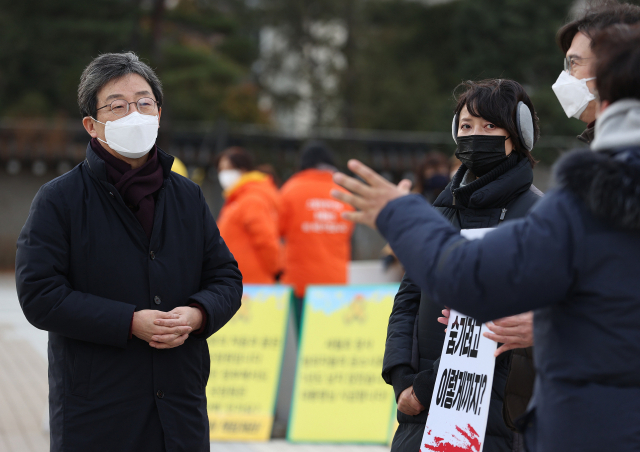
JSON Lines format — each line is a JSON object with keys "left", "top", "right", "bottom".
{"left": 452, "top": 192, "right": 456, "bottom": 206}
{"left": 499, "top": 208, "right": 507, "bottom": 222}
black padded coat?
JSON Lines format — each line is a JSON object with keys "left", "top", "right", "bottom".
{"left": 15, "top": 144, "right": 243, "bottom": 452}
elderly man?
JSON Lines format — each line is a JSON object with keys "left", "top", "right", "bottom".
{"left": 15, "top": 52, "right": 242, "bottom": 452}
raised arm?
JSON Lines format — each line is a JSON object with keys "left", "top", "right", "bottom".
{"left": 330, "top": 159, "right": 582, "bottom": 324}
{"left": 377, "top": 191, "right": 582, "bottom": 322}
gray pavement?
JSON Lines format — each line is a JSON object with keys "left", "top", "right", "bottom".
{"left": 0, "top": 273, "right": 389, "bottom": 452}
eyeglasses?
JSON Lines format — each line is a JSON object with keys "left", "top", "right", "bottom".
{"left": 564, "top": 56, "right": 594, "bottom": 73}
{"left": 96, "top": 97, "right": 159, "bottom": 117}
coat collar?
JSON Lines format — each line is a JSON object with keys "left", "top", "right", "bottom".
{"left": 436, "top": 155, "right": 533, "bottom": 210}
{"left": 85, "top": 142, "right": 174, "bottom": 182}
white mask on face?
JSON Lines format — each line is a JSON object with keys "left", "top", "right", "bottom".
{"left": 218, "top": 169, "right": 242, "bottom": 190}
{"left": 552, "top": 71, "right": 596, "bottom": 119}
{"left": 92, "top": 112, "right": 159, "bottom": 159}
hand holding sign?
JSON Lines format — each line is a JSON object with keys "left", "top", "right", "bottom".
{"left": 438, "top": 308, "right": 534, "bottom": 357}
{"left": 421, "top": 310, "right": 496, "bottom": 452}
{"left": 484, "top": 312, "right": 534, "bottom": 356}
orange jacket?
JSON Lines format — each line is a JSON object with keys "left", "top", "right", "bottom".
{"left": 279, "top": 169, "right": 355, "bottom": 297}
{"left": 217, "top": 172, "right": 280, "bottom": 284}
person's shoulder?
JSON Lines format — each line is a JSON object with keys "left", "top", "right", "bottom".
{"left": 508, "top": 184, "right": 543, "bottom": 216}
{"left": 528, "top": 187, "right": 586, "bottom": 226}
{"left": 168, "top": 171, "right": 199, "bottom": 191}
{"left": 36, "top": 164, "right": 86, "bottom": 205}
{"left": 166, "top": 172, "right": 208, "bottom": 208}
{"left": 280, "top": 171, "right": 328, "bottom": 196}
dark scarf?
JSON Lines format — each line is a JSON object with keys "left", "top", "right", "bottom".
{"left": 450, "top": 153, "right": 520, "bottom": 208}
{"left": 90, "top": 138, "right": 164, "bottom": 239}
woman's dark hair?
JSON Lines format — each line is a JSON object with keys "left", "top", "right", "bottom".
{"left": 215, "top": 146, "right": 254, "bottom": 171}
{"left": 556, "top": 1, "right": 640, "bottom": 54}
{"left": 454, "top": 79, "right": 539, "bottom": 168}
{"left": 591, "top": 24, "right": 640, "bottom": 103}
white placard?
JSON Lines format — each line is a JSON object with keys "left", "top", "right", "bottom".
{"left": 420, "top": 228, "right": 496, "bottom": 452}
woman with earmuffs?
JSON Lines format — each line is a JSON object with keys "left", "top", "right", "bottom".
{"left": 383, "top": 79, "right": 542, "bottom": 452}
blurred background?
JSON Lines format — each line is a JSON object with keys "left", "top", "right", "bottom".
{"left": 2, "top": 0, "right": 638, "bottom": 450}
{"left": 0, "top": 0, "right": 620, "bottom": 269}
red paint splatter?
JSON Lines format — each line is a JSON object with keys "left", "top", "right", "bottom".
{"left": 423, "top": 424, "right": 481, "bottom": 452}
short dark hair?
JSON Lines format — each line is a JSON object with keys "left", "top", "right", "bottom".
{"left": 556, "top": 1, "right": 640, "bottom": 54}
{"left": 454, "top": 79, "right": 539, "bottom": 168}
{"left": 215, "top": 146, "right": 255, "bottom": 171}
{"left": 591, "top": 24, "right": 640, "bottom": 103}
{"left": 299, "top": 141, "right": 336, "bottom": 170}
{"left": 78, "top": 52, "right": 163, "bottom": 119}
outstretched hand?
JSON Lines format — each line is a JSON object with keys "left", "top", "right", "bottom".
{"left": 331, "top": 159, "right": 412, "bottom": 230}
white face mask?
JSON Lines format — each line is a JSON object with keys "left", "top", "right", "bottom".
{"left": 552, "top": 71, "right": 596, "bottom": 119}
{"left": 92, "top": 111, "right": 159, "bottom": 159}
{"left": 218, "top": 169, "right": 242, "bottom": 190}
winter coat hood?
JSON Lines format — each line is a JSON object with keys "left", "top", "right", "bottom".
{"left": 591, "top": 99, "right": 640, "bottom": 152}
{"left": 555, "top": 146, "right": 640, "bottom": 231}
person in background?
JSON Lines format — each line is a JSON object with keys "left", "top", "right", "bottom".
{"left": 413, "top": 151, "right": 451, "bottom": 204}
{"left": 553, "top": 0, "right": 640, "bottom": 144}
{"left": 216, "top": 146, "right": 280, "bottom": 284}
{"left": 279, "top": 141, "right": 355, "bottom": 324}
{"left": 256, "top": 163, "right": 282, "bottom": 188}
{"left": 15, "top": 52, "right": 242, "bottom": 452}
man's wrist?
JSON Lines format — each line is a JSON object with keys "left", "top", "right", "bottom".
{"left": 189, "top": 303, "right": 207, "bottom": 334}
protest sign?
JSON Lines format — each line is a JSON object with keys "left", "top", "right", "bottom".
{"left": 420, "top": 228, "right": 496, "bottom": 452}
{"left": 288, "top": 285, "right": 398, "bottom": 443}
{"left": 206, "top": 285, "right": 291, "bottom": 441}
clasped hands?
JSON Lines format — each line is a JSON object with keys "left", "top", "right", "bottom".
{"left": 132, "top": 306, "right": 203, "bottom": 349}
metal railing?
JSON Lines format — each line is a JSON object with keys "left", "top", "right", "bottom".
{"left": 0, "top": 119, "right": 581, "bottom": 180}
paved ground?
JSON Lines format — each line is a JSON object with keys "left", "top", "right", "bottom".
{"left": 0, "top": 273, "right": 389, "bottom": 452}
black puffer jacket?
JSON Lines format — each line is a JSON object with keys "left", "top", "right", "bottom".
{"left": 383, "top": 154, "right": 541, "bottom": 452}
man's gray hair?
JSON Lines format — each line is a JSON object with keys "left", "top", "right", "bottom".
{"left": 77, "top": 52, "right": 163, "bottom": 118}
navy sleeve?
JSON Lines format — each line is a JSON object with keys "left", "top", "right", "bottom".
{"left": 376, "top": 192, "right": 582, "bottom": 323}
{"left": 188, "top": 190, "right": 243, "bottom": 339}
{"left": 16, "top": 184, "right": 135, "bottom": 348}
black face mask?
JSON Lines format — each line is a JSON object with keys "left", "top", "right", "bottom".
{"left": 455, "top": 135, "right": 510, "bottom": 177}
